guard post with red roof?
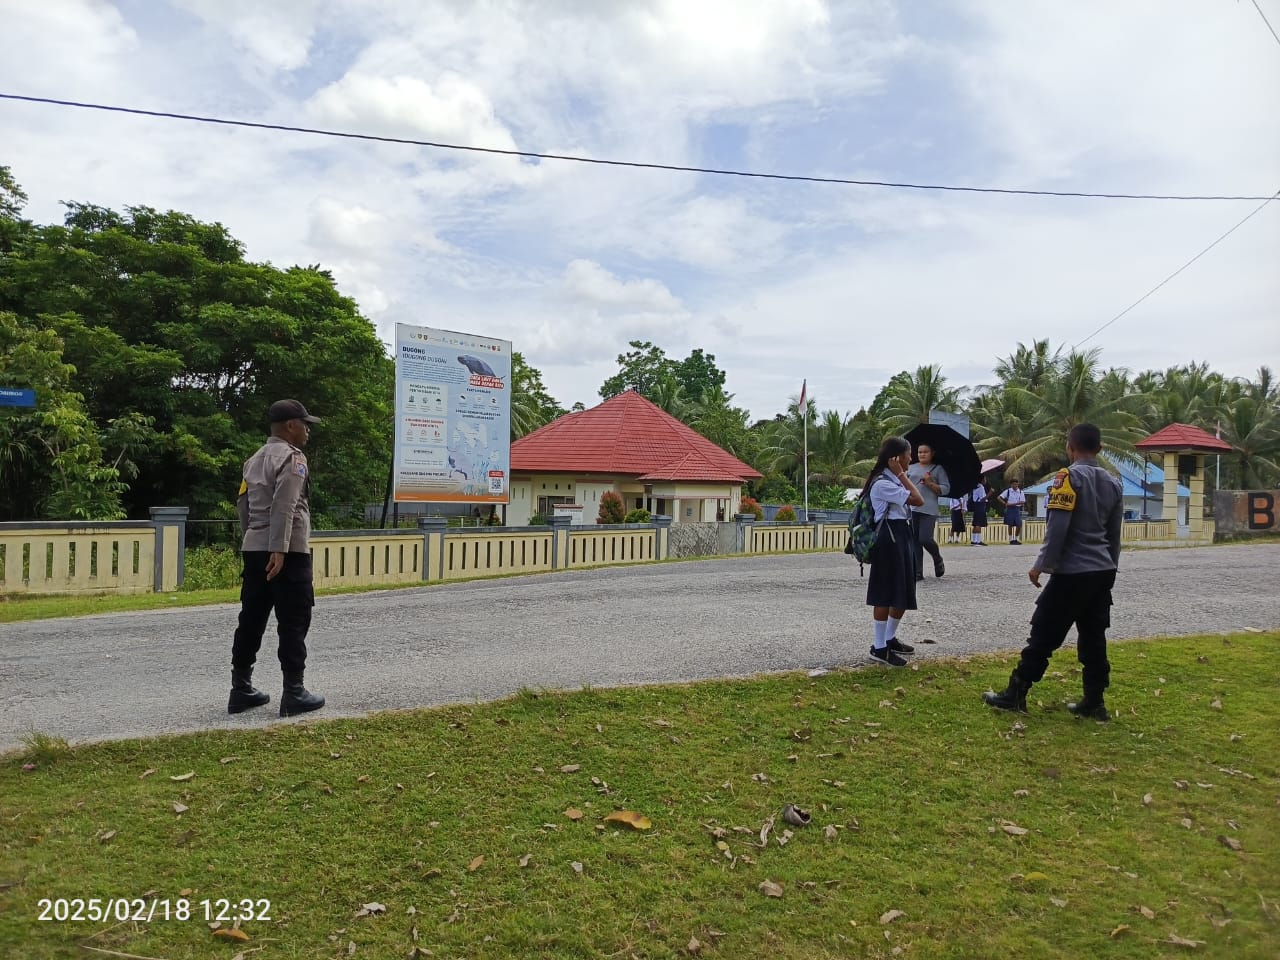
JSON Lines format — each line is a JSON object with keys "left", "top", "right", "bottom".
{"left": 1134, "top": 423, "right": 1232, "bottom": 542}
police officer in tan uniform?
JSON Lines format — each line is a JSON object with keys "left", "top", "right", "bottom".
{"left": 227, "top": 399, "right": 325, "bottom": 717}
{"left": 983, "top": 424, "right": 1123, "bottom": 720}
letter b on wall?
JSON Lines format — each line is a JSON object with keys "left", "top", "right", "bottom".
{"left": 1214, "top": 490, "right": 1280, "bottom": 539}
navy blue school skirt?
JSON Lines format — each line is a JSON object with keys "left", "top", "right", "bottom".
{"left": 865, "top": 518, "right": 917, "bottom": 610}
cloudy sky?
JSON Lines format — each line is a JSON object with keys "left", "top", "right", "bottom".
{"left": 2, "top": 0, "right": 1277, "bottom": 420}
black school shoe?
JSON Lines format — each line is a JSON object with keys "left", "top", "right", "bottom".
{"left": 869, "top": 646, "right": 908, "bottom": 667}
{"left": 887, "top": 637, "right": 915, "bottom": 655}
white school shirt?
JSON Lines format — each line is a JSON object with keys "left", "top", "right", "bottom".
{"left": 1001, "top": 487, "right": 1027, "bottom": 506}
{"left": 870, "top": 473, "right": 911, "bottom": 523}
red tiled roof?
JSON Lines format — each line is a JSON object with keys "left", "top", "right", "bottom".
{"left": 1135, "top": 422, "right": 1232, "bottom": 452}
{"left": 512, "top": 391, "right": 762, "bottom": 482}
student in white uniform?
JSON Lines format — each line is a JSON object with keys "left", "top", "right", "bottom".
{"left": 997, "top": 478, "right": 1027, "bottom": 544}
{"left": 859, "top": 436, "right": 925, "bottom": 667}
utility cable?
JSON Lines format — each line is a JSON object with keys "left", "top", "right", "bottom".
{"left": 0, "top": 92, "right": 1274, "bottom": 202}
{"left": 1250, "top": 0, "right": 1280, "bottom": 49}
{"left": 1073, "top": 188, "right": 1280, "bottom": 348}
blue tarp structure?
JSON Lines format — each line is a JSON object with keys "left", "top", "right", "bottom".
{"left": 1024, "top": 458, "right": 1190, "bottom": 500}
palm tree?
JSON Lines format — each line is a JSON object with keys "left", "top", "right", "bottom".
{"left": 1218, "top": 367, "right": 1280, "bottom": 487}
{"left": 807, "top": 411, "right": 863, "bottom": 486}
{"left": 994, "top": 340, "right": 1061, "bottom": 392}
{"left": 880, "top": 365, "right": 963, "bottom": 435}
{"left": 988, "top": 349, "right": 1148, "bottom": 479}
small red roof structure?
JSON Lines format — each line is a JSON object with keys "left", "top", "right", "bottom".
{"left": 1135, "top": 423, "right": 1232, "bottom": 453}
{"left": 512, "top": 390, "right": 762, "bottom": 482}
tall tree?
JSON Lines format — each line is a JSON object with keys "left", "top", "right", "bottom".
{"left": 878, "top": 364, "right": 963, "bottom": 435}
{"left": 0, "top": 183, "right": 394, "bottom": 519}
{"left": 510, "top": 351, "right": 563, "bottom": 439}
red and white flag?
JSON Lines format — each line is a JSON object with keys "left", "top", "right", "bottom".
{"left": 798, "top": 379, "right": 807, "bottom": 410}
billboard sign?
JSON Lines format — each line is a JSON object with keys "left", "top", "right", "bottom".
{"left": 393, "top": 323, "right": 511, "bottom": 504}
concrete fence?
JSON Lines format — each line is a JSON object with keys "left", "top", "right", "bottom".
{"left": 0, "top": 507, "right": 188, "bottom": 595}
{"left": 0, "top": 506, "right": 1202, "bottom": 597}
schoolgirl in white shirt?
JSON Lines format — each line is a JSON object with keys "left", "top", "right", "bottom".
{"left": 859, "top": 436, "right": 924, "bottom": 666}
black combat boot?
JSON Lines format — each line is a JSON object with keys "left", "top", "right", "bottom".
{"left": 280, "top": 673, "right": 325, "bottom": 717}
{"left": 1067, "top": 694, "right": 1109, "bottom": 722}
{"left": 982, "top": 671, "right": 1030, "bottom": 713}
{"left": 228, "top": 667, "right": 270, "bottom": 714}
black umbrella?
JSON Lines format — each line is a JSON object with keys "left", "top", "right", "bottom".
{"left": 903, "top": 423, "right": 982, "bottom": 500}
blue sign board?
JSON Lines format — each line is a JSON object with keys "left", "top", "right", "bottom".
{"left": 0, "top": 388, "right": 36, "bottom": 408}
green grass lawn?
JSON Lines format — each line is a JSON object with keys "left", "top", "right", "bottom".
{"left": 2, "top": 634, "right": 1277, "bottom": 959}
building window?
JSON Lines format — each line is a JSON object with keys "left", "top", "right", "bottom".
{"left": 538, "top": 495, "right": 574, "bottom": 515}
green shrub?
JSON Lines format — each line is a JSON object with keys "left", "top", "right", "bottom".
{"left": 598, "top": 491, "right": 626, "bottom": 524}
{"left": 182, "top": 546, "right": 242, "bottom": 591}
{"left": 775, "top": 505, "right": 798, "bottom": 522}
{"left": 623, "top": 508, "right": 651, "bottom": 523}
{"left": 738, "top": 496, "right": 764, "bottom": 520}
{"left": 528, "top": 513, "right": 547, "bottom": 526}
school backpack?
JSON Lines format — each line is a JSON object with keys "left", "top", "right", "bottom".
{"left": 844, "top": 492, "right": 883, "bottom": 576}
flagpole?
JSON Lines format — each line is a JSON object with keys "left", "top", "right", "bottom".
{"left": 802, "top": 385, "right": 809, "bottom": 521}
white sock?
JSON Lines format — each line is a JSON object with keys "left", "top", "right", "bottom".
{"left": 873, "top": 619, "right": 887, "bottom": 649}
{"left": 887, "top": 616, "right": 901, "bottom": 641}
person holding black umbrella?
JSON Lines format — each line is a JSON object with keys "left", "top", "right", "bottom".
{"left": 907, "top": 443, "right": 950, "bottom": 580}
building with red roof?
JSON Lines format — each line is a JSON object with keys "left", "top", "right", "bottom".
{"left": 509, "top": 390, "right": 762, "bottom": 525}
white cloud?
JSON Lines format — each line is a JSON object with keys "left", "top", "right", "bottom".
{"left": 1, "top": 0, "right": 1275, "bottom": 425}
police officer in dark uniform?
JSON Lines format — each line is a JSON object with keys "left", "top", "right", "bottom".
{"left": 983, "top": 423, "right": 1123, "bottom": 720}
{"left": 227, "top": 399, "right": 326, "bottom": 717}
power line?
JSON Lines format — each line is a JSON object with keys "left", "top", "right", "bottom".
{"left": 1250, "top": 0, "right": 1280, "bottom": 49}
{"left": 0, "top": 92, "right": 1274, "bottom": 202}
{"left": 1073, "top": 188, "right": 1280, "bottom": 349}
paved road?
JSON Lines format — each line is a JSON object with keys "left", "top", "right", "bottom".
{"left": 2, "top": 542, "right": 1277, "bottom": 751}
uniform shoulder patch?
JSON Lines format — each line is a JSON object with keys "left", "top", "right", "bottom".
{"left": 293, "top": 456, "right": 308, "bottom": 478}
{"left": 238, "top": 479, "right": 248, "bottom": 497}
{"left": 1045, "top": 468, "right": 1076, "bottom": 511}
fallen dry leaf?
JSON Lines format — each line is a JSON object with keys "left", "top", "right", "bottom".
{"left": 1001, "top": 823, "right": 1029, "bottom": 837}
{"left": 467, "top": 855, "right": 485, "bottom": 872}
{"left": 758, "top": 880, "right": 784, "bottom": 898}
{"left": 602, "top": 810, "right": 652, "bottom": 830}
{"left": 1181, "top": 818, "right": 1193, "bottom": 829}
{"left": 219, "top": 756, "right": 240, "bottom": 764}
{"left": 98, "top": 830, "right": 116, "bottom": 843}
{"left": 560, "top": 764, "right": 581, "bottom": 773}
{"left": 518, "top": 854, "right": 531, "bottom": 868}
{"left": 654, "top": 718, "right": 673, "bottom": 727}
{"left": 356, "top": 775, "right": 371, "bottom": 783}
{"left": 824, "top": 825, "right": 838, "bottom": 841}
{"left": 172, "top": 802, "right": 189, "bottom": 815}
{"left": 170, "top": 771, "right": 195, "bottom": 782}
{"left": 1013, "top": 789, "right": 1030, "bottom": 798}
{"left": 213, "top": 927, "right": 250, "bottom": 941}
{"left": 1218, "top": 835, "right": 1243, "bottom": 851}
{"left": 1162, "top": 933, "right": 1206, "bottom": 947}
{"left": 139, "top": 768, "right": 156, "bottom": 779}
{"left": 564, "top": 808, "right": 584, "bottom": 821}
{"left": 1210, "top": 698, "right": 1222, "bottom": 711}
{"left": 1110, "top": 924, "right": 1130, "bottom": 938}
{"left": 570, "top": 861, "right": 583, "bottom": 875}
{"left": 1173, "top": 779, "right": 1189, "bottom": 790}
{"left": 1142, "top": 794, "right": 1153, "bottom": 806}
{"left": 879, "top": 909, "right": 905, "bottom": 924}
{"left": 1050, "top": 897, "right": 1068, "bottom": 908}
{"left": 1139, "top": 905, "right": 1156, "bottom": 919}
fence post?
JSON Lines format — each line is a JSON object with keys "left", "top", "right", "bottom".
{"left": 651, "top": 514, "right": 672, "bottom": 560}
{"left": 149, "top": 506, "right": 189, "bottom": 592}
{"left": 734, "top": 513, "right": 756, "bottom": 554}
{"left": 418, "top": 517, "right": 447, "bottom": 581}
{"left": 547, "top": 515, "right": 572, "bottom": 569}
{"left": 809, "top": 511, "right": 826, "bottom": 550}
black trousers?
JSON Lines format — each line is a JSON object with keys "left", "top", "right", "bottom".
{"left": 911, "top": 513, "right": 942, "bottom": 578}
{"left": 1016, "top": 569, "right": 1116, "bottom": 694}
{"left": 231, "top": 551, "right": 314, "bottom": 676}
